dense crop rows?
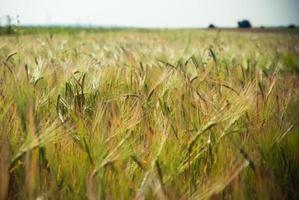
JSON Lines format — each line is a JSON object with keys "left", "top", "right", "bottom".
{"left": 1, "top": 29, "right": 299, "bottom": 199}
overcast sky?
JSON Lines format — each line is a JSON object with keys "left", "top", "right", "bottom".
{"left": 0, "top": 0, "right": 298, "bottom": 27}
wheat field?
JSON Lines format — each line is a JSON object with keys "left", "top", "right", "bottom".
{"left": 1, "top": 29, "right": 299, "bottom": 199}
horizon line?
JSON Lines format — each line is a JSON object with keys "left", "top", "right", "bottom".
{"left": 1, "top": 23, "right": 298, "bottom": 29}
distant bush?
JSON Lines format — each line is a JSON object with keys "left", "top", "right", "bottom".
{"left": 238, "top": 20, "right": 252, "bottom": 28}
{"left": 288, "top": 24, "right": 296, "bottom": 29}
{"left": 208, "top": 24, "right": 216, "bottom": 28}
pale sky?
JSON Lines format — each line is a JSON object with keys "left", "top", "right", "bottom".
{"left": 0, "top": 0, "right": 298, "bottom": 27}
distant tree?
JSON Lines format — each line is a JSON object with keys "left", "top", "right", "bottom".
{"left": 6, "top": 15, "right": 13, "bottom": 34}
{"left": 288, "top": 24, "right": 296, "bottom": 29}
{"left": 0, "top": 15, "right": 19, "bottom": 35}
{"left": 208, "top": 24, "right": 216, "bottom": 28}
{"left": 238, "top": 20, "right": 252, "bottom": 28}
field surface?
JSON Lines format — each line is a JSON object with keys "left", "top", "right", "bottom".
{"left": 1, "top": 29, "right": 299, "bottom": 199}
